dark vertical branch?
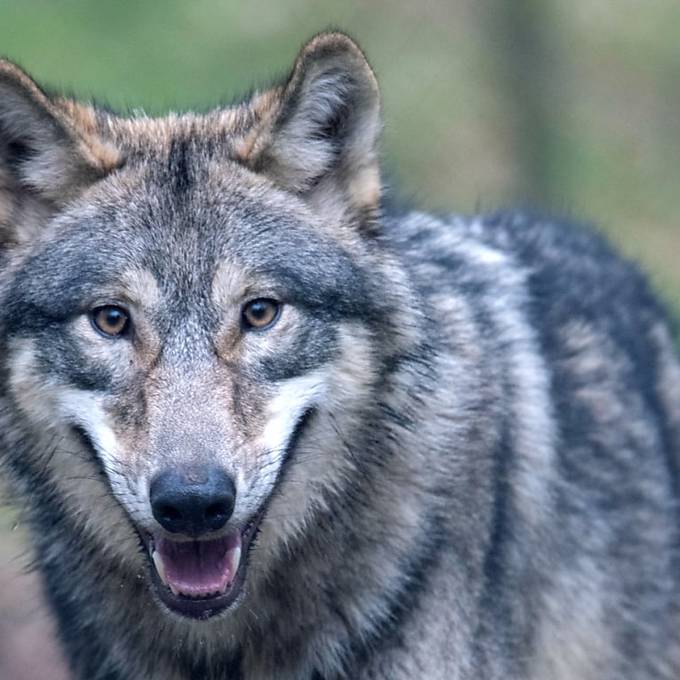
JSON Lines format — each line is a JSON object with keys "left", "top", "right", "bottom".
{"left": 483, "top": 0, "right": 565, "bottom": 206}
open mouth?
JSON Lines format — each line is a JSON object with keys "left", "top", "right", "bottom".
{"left": 145, "top": 515, "right": 262, "bottom": 620}
{"left": 129, "top": 410, "right": 315, "bottom": 620}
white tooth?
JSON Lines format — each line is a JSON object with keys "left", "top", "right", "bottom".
{"left": 151, "top": 550, "right": 168, "bottom": 586}
{"left": 169, "top": 584, "right": 181, "bottom": 597}
{"left": 228, "top": 546, "right": 242, "bottom": 583}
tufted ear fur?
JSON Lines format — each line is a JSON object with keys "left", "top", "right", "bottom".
{"left": 235, "top": 33, "right": 382, "bottom": 228}
{"left": 0, "top": 59, "right": 122, "bottom": 243}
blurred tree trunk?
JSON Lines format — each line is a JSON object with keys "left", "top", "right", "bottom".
{"left": 482, "top": 0, "right": 566, "bottom": 206}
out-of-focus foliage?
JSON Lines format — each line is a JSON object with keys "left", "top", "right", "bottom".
{"left": 0, "top": 0, "right": 678, "bottom": 308}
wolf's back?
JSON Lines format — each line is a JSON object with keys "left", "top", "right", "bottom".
{"left": 386, "top": 208, "right": 680, "bottom": 678}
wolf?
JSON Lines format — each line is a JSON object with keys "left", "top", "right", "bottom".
{"left": 0, "top": 31, "right": 679, "bottom": 680}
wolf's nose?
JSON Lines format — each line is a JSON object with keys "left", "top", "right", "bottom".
{"left": 149, "top": 467, "right": 236, "bottom": 536}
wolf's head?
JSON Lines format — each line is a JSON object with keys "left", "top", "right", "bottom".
{"left": 0, "top": 34, "right": 418, "bottom": 620}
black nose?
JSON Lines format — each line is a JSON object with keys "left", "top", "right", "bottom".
{"left": 149, "top": 467, "right": 236, "bottom": 536}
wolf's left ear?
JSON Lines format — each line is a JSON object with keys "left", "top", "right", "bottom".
{"left": 0, "top": 60, "right": 122, "bottom": 239}
{"left": 236, "top": 33, "right": 381, "bottom": 226}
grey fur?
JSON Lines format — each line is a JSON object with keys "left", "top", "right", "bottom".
{"left": 1, "top": 33, "right": 679, "bottom": 680}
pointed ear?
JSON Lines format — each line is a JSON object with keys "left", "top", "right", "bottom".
{"left": 236, "top": 33, "right": 381, "bottom": 226}
{"left": 0, "top": 60, "right": 122, "bottom": 240}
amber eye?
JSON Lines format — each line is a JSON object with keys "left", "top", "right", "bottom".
{"left": 90, "top": 305, "right": 130, "bottom": 338}
{"left": 241, "top": 298, "right": 281, "bottom": 330}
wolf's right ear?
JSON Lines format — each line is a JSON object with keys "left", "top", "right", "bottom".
{"left": 235, "top": 33, "right": 382, "bottom": 228}
{"left": 0, "top": 60, "right": 122, "bottom": 243}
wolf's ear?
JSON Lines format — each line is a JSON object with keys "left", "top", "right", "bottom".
{"left": 236, "top": 33, "right": 381, "bottom": 226}
{"left": 0, "top": 60, "right": 122, "bottom": 240}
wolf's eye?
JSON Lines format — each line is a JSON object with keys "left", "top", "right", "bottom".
{"left": 90, "top": 306, "right": 130, "bottom": 338}
{"left": 242, "top": 299, "right": 281, "bottom": 330}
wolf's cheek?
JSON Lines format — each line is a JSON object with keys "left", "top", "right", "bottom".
{"left": 243, "top": 324, "right": 378, "bottom": 556}
{"left": 259, "top": 371, "right": 327, "bottom": 457}
{"left": 46, "top": 385, "right": 152, "bottom": 524}
{"left": 5, "top": 338, "right": 147, "bottom": 559}
{"left": 243, "top": 370, "right": 327, "bottom": 504}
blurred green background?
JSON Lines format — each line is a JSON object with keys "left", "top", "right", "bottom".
{"left": 0, "top": 0, "right": 678, "bottom": 311}
{"left": 0, "top": 2, "right": 678, "bottom": 677}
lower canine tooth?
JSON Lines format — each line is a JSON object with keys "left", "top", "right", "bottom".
{"left": 151, "top": 550, "right": 168, "bottom": 586}
{"left": 169, "top": 584, "right": 181, "bottom": 597}
{"left": 229, "top": 546, "right": 242, "bottom": 577}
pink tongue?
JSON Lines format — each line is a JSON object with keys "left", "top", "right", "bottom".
{"left": 156, "top": 532, "right": 241, "bottom": 597}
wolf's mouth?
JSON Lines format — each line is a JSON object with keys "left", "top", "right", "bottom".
{"left": 145, "top": 514, "right": 262, "bottom": 620}
{"left": 151, "top": 533, "right": 241, "bottom": 598}
{"left": 133, "top": 408, "right": 315, "bottom": 619}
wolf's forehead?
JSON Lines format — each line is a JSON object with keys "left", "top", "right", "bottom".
{"left": 98, "top": 167, "right": 363, "bottom": 302}
{"left": 5, "top": 147, "right": 366, "bottom": 328}
{"left": 118, "top": 258, "right": 249, "bottom": 311}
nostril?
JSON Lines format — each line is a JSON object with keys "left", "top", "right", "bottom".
{"left": 205, "top": 502, "right": 228, "bottom": 521}
{"left": 157, "top": 504, "right": 182, "bottom": 524}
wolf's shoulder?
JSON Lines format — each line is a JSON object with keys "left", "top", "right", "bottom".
{"left": 387, "top": 208, "right": 634, "bottom": 275}
{"left": 386, "top": 209, "right": 671, "bottom": 328}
